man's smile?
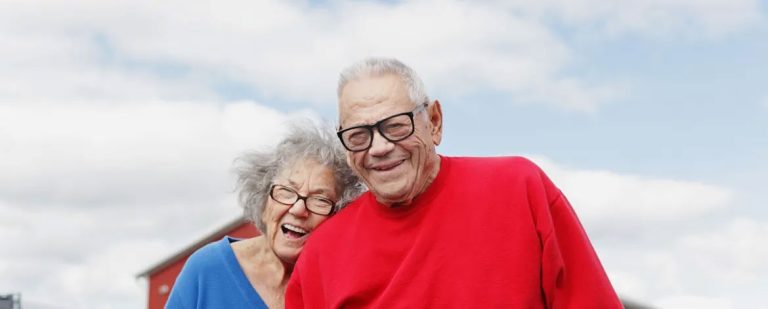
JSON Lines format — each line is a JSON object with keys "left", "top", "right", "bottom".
{"left": 369, "top": 159, "right": 405, "bottom": 172}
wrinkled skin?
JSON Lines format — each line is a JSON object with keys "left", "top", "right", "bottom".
{"left": 338, "top": 73, "right": 443, "bottom": 206}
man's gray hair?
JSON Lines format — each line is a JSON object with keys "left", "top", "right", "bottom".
{"left": 234, "top": 120, "right": 365, "bottom": 232}
{"left": 337, "top": 57, "right": 430, "bottom": 105}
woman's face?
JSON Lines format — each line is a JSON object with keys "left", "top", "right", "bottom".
{"left": 262, "top": 158, "right": 338, "bottom": 264}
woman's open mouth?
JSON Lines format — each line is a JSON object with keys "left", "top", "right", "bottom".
{"left": 281, "top": 223, "right": 308, "bottom": 239}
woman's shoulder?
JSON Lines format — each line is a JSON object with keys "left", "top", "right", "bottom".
{"left": 182, "top": 236, "right": 236, "bottom": 274}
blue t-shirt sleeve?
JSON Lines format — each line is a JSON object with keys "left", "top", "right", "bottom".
{"left": 163, "top": 237, "right": 269, "bottom": 309}
{"left": 165, "top": 250, "right": 208, "bottom": 309}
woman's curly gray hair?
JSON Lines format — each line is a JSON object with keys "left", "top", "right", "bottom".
{"left": 234, "top": 120, "right": 365, "bottom": 232}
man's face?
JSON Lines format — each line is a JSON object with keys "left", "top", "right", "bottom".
{"left": 338, "top": 74, "right": 442, "bottom": 206}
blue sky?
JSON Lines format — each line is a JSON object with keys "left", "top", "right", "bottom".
{"left": 1, "top": 0, "right": 767, "bottom": 308}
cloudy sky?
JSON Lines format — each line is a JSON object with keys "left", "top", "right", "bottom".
{"left": 1, "top": 0, "right": 766, "bottom": 308}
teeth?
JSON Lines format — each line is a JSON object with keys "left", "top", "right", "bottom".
{"left": 282, "top": 224, "right": 308, "bottom": 234}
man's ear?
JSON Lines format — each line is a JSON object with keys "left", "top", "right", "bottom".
{"left": 428, "top": 100, "right": 443, "bottom": 146}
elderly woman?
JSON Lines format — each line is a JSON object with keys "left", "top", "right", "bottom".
{"left": 166, "top": 122, "right": 363, "bottom": 309}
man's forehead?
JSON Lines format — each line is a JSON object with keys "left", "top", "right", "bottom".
{"left": 341, "top": 76, "right": 392, "bottom": 98}
{"left": 338, "top": 75, "right": 412, "bottom": 125}
{"left": 338, "top": 98, "right": 413, "bottom": 127}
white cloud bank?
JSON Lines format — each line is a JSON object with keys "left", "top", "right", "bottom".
{"left": 1, "top": 0, "right": 761, "bottom": 111}
{"left": 532, "top": 157, "right": 732, "bottom": 222}
{"left": 0, "top": 101, "right": 310, "bottom": 308}
{"left": 0, "top": 101, "right": 295, "bottom": 207}
{"left": 528, "top": 157, "right": 767, "bottom": 308}
{"left": 488, "top": 0, "right": 763, "bottom": 38}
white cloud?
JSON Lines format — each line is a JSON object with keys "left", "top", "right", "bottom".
{"left": 2, "top": 0, "right": 758, "bottom": 110}
{"left": 0, "top": 101, "right": 297, "bottom": 207}
{"left": 597, "top": 217, "right": 768, "bottom": 309}
{"left": 489, "top": 0, "right": 763, "bottom": 38}
{"left": 0, "top": 0, "right": 699, "bottom": 111}
{"left": 654, "top": 295, "right": 734, "bottom": 309}
{"left": 530, "top": 157, "right": 732, "bottom": 223}
{"left": 679, "top": 218, "right": 768, "bottom": 283}
{"left": 47, "top": 241, "right": 167, "bottom": 308}
{"left": 0, "top": 100, "right": 308, "bottom": 308}
{"left": 524, "top": 157, "right": 768, "bottom": 307}
{"left": 0, "top": 24, "right": 217, "bottom": 102}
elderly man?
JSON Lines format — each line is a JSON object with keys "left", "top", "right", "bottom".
{"left": 285, "top": 58, "right": 622, "bottom": 308}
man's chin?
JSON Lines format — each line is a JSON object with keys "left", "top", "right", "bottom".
{"left": 371, "top": 188, "right": 413, "bottom": 206}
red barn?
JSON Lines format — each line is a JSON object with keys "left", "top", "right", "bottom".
{"left": 137, "top": 217, "right": 259, "bottom": 309}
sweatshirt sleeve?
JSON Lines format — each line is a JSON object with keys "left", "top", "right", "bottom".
{"left": 533, "top": 168, "right": 623, "bottom": 308}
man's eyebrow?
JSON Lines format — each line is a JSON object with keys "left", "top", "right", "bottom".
{"left": 341, "top": 119, "right": 369, "bottom": 129}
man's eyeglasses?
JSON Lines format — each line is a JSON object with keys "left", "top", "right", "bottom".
{"left": 269, "top": 184, "right": 336, "bottom": 216}
{"left": 337, "top": 103, "right": 428, "bottom": 152}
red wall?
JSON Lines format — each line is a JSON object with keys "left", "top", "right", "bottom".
{"left": 146, "top": 222, "right": 260, "bottom": 309}
{"left": 147, "top": 256, "right": 188, "bottom": 309}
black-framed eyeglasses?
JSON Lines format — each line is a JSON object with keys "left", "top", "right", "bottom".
{"left": 269, "top": 184, "right": 337, "bottom": 216}
{"left": 337, "top": 102, "right": 428, "bottom": 152}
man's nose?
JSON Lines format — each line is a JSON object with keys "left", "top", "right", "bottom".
{"left": 368, "top": 129, "right": 394, "bottom": 156}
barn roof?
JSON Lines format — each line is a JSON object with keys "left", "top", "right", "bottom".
{"left": 136, "top": 216, "right": 249, "bottom": 278}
